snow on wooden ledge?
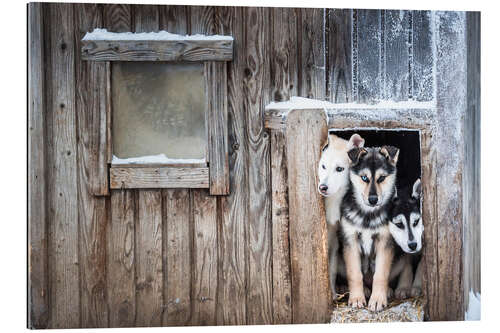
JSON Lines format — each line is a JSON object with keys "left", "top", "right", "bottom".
{"left": 112, "top": 154, "right": 206, "bottom": 166}
{"left": 82, "top": 28, "right": 233, "bottom": 62}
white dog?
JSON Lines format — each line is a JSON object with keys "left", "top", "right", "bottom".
{"left": 317, "top": 132, "right": 365, "bottom": 298}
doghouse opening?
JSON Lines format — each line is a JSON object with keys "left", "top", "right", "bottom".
{"left": 328, "top": 128, "right": 425, "bottom": 322}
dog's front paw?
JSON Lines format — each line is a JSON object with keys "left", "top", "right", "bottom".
{"left": 395, "top": 287, "right": 411, "bottom": 300}
{"left": 368, "top": 289, "right": 388, "bottom": 311}
{"left": 387, "top": 287, "right": 394, "bottom": 300}
{"left": 364, "top": 286, "right": 371, "bottom": 299}
{"left": 410, "top": 286, "right": 422, "bottom": 297}
{"left": 348, "top": 290, "right": 366, "bottom": 308}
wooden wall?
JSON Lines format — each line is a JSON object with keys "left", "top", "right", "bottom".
{"left": 28, "top": 3, "right": 479, "bottom": 328}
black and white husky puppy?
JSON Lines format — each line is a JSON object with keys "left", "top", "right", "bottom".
{"left": 389, "top": 179, "right": 424, "bottom": 299}
{"left": 340, "top": 145, "right": 399, "bottom": 311}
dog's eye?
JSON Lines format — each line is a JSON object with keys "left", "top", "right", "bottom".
{"left": 395, "top": 222, "right": 404, "bottom": 229}
{"left": 377, "top": 175, "right": 386, "bottom": 183}
{"left": 322, "top": 164, "right": 326, "bottom": 170}
{"left": 336, "top": 166, "right": 344, "bottom": 172}
{"left": 361, "top": 175, "right": 369, "bottom": 183}
{"left": 413, "top": 218, "right": 420, "bottom": 227}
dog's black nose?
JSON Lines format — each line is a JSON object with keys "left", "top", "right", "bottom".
{"left": 319, "top": 184, "right": 328, "bottom": 193}
{"left": 408, "top": 242, "right": 417, "bottom": 251}
{"left": 368, "top": 195, "right": 378, "bottom": 205}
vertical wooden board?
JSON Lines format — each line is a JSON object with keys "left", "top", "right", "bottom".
{"left": 327, "top": 9, "right": 352, "bottom": 103}
{"left": 214, "top": 6, "right": 248, "bottom": 325}
{"left": 243, "top": 6, "right": 273, "bottom": 325}
{"left": 190, "top": 190, "right": 218, "bottom": 325}
{"left": 271, "top": 7, "right": 298, "bottom": 102}
{"left": 463, "top": 11, "right": 481, "bottom": 316}
{"left": 28, "top": 2, "right": 48, "bottom": 328}
{"left": 189, "top": 5, "right": 215, "bottom": 35}
{"left": 298, "top": 8, "right": 326, "bottom": 99}
{"left": 163, "top": 189, "right": 192, "bottom": 326}
{"left": 412, "top": 10, "right": 434, "bottom": 102}
{"left": 74, "top": 5, "right": 108, "bottom": 327}
{"left": 108, "top": 190, "right": 136, "bottom": 327}
{"left": 103, "top": 4, "right": 132, "bottom": 33}
{"left": 434, "top": 11, "right": 466, "bottom": 320}
{"left": 134, "top": 4, "right": 159, "bottom": 32}
{"left": 45, "top": 3, "right": 80, "bottom": 328}
{"left": 270, "top": 130, "right": 292, "bottom": 324}
{"left": 355, "top": 9, "right": 382, "bottom": 103}
{"left": 136, "top": 190, "right": 163, "bottom": 327}
{"left": 159, "top": 4, "right": 188, "bottom": 33}
{"left": 286, "top": 110, "right": 331, "bottom": 324}
{"left": 384, "top": 10, "right": 411, "bottom": 101}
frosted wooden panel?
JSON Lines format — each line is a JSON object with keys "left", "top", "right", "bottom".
{"left": 112, "top": 62, "right": 206, "bottom": 160}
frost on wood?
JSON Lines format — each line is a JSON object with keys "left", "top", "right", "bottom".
{"left": 112, "top": 154, "right": 206, "bottom": 165}
{"left": 83, "top": 28, "right": 233, "bottom": 41}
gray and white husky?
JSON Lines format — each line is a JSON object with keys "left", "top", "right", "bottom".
{"left": 388, "top": 179, "right": 424, "bottom": 299}
{"left": 317, "top": 132, "right": 365, "bottom": 299}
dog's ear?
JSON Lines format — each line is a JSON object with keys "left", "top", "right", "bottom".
{"left": 412, "top": 179, "right": 422, "bottom": 200}
{"left": 321, "top": 135, "right": 330, "bottom": 152}
{"left": 347, "top": 147, "right": 367, "bottom": 165}
{"left": 380, "top": 145, "right": 400, "bottom": 166}
{"left": 348, "top": 133, "right": 365, "bottom": 149}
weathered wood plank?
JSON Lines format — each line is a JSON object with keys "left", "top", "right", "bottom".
{"left": 207, "top": 61, "right": 229, "bottom": 194}
{"left": 189, "top": 5, "right": 215, "bottom": 35}
{"left": 271, "top": 7, "right": 298, "bottom": 102}
{"left": 103, "top": 4, "right": 132, "bottom": 33}
{"left": 45, "top": 3, "right": 80, "bottom": 328}
{"left": 136, "top": 190, "right": 163, "bottom": 327}
{"left": 412, "top": 10, "right": 434, "bottom": 101}
{"left": 286, "top": 109, "right": 331, "bottom": 324}
{"left": 355, "top": 9, "right": 382, "bottom": 103}
{"left": 110, "top": 167, "right": 209, "bottom": 189}
{"left": 214, "top": 6, "right": 248, "bottom": 325}
{"left": 108, "top": 190, "right": 136, "bottom": 327}
{"left": 298, "top": 8, "right": 326, "bottom": 99}
{"left": 384, "top": 10, "right": 411, "bottom": 101}
{"left": 159, "top": 4, "right": 188, "bottom": 33}
{"left": 244, "top": 6, "right": 273, "bottom": 325}
{"left": 463, "top": 11, "right": 481, "bottom": 317}
{"left": 327, "top": 9, "right": 352, "bottom": 103}
{"left": 134, "top": 4, "right": 159, "bottom": 32}
{"left": 82, "top": 39, "right": 234, "bottom": 62}
{"left": 190, "top": 190, "right": 218, "bottom": 325}
{"left": 74, "top": 4, "right": 109, "bottom": 327}
{"left": 28, "top": 2, "right": 48, "bottom": 328}
{"left": 163, "top": 189, "right": 192, "bottom": 326}
{"left": 270, "top": 130, "right": 292, "bottom": 324}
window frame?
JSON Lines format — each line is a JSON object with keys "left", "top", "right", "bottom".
{"left": 81, "top": 32, "right": 232, "bottom": 195}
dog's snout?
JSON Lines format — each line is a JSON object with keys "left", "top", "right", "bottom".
{"left": 408, "top": 242, "right": 417, "bottom": 251}
{"left": 368, "top": 195, "right": 378, "bottom": 205}
{"left": 319, "top": 184, "right": 328, "bottom": 193}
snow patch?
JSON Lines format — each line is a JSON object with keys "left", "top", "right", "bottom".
{"left": 265, "top": 96, "right": 435, "bottom": 110}
{"left": 83, "top": 28, "right": 233, "bottom": 41}
{"left": 465, "top": 290, "right": 481, "bottom": 321}
{"left": 112, "top": 154, "right": 206, "bottom": 165}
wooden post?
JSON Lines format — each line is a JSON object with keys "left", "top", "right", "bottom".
{"left": 286, "top": 109, "right": 331, "bottom": 323}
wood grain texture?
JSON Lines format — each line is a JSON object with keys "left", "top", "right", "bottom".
{"left": 108, "top": 190, "right": 136, "bottom": 327}
{"left": 243, "top": 6, "right": 273, "bottom": 325}
{"left": 136, "top": 190, "right": 163, "bottom": 327}
{"left": 159, "top": 5, "right": 188, "bottom": 33}
{"left": 270, "top": 7, "right": 298, "bottom": 102}
{"left": 298, "top": 8, "right": 326, "bottom": 99}
{"left": 270, "top": 130, "right": 292, "bottom": 324}
{"left": 110, "top": 167, "right": 209, "bottom": 189}
{"left": 82, "top": 39, "right": 233, "bottom": 62}
{"left": 286, "top": 109, "right": 331, "bottom": 323}
{"left": 28, "top": 3, "right": 48, "bottom": 328}
{"left": 190, "top": 190, "right": 218, "bottom": 325}
{"left": 134, "top": 4, "right": 159, "bottom": 32}
{"left": 163, "top": 189, "right": 192, "bottom": 326}
{"left": 74, "top": 4, "right": 109, "bottom": 327}
{"left": 412, "top": 10, "right": 434, "bottom": 101}
{"left": 207, "top": 61, "right": 230, "bottom": 195}
{"left": 103, "top": 4, "right": 132, "bottom": 33}
{"left": 463, "top": 11, "right": 481, "bottom": 315}
{"left": 327, "top": 9, "right": 352, "bottom": 103}
{"left": 214, "top": 6, "right": 248, "bottom": 325}
{"left": 45, "top": 3, "right": 80, "bottom": 328}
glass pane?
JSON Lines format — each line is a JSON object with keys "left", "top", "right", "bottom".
{"left": 112, "top": 62, "right": 206, "bottom": 160}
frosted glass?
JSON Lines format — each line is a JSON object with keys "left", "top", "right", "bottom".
{"left": 112, "top": 62, "right": 207, "bottom": 160}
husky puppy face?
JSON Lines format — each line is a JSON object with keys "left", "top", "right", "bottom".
{"left": 317, "top": 133, "right": 365, "bottom": 197}
{"left": 389, "top": 179, "right": 423, "bottom": 253}
{"left": 347, "top": 146, "right": 399, "bottom": 212}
